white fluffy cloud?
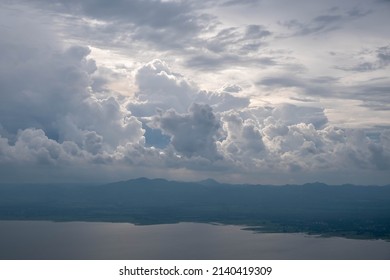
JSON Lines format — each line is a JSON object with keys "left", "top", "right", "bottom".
{"left": 129, "top": 59, "right": 195, "bottom": 115}
{"left": 128, "top": 59, "right": 250, "bottom": 116}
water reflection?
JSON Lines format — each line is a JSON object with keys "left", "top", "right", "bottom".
{"left": 0, "top": 221, "right": 389, "bottom": 259}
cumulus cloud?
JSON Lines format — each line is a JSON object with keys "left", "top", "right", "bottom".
{"left": 128, "top": 59, "right": 251, "bottom": 115}
{"left": 213, "top": 103, "right": 390, "bottom": 180}
{"left": 219, "top": 113, "right": 265, "bottom": 167}
{"left": 272, "top": 104, "right": 328, "bottom": 128}
{"left": 373, "top": 130, "right": 390, "bottom": 169}
{"left": 0, "top": 128, "right": 84, "bottom": 165}
{"left": 0, "top": 31, "right": 93, "bottom": 138}
{"left": 217, "top": 105, "right": 324, "bottom": 171}
{"left": 156, "top": 103, "right": 221, "bottom": 161}
{"left": 195, "top": 88, "right": 250, "bottom": 112}
{"left": 0, "top": 7, "right": 144, "bottom": 167}
{"left": 130, "top": 59, "right": 195, "bottom": 115}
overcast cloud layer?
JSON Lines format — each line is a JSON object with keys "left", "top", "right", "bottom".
{"left": 0, "top": 0, "right": 389, "bottom": 184}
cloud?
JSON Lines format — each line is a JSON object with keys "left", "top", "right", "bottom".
{"left": 0, "top": 7, "right": 144, "bottom": 164}
{"left": 130, "top": 59, "right": 195, "bottom": 115}
{"left": 227, "top": 105, "right": 329, "bottom": 166}
{"left": 24, "top": 0, "right": 196, "bottom": 30}
{"left": 21, "top": 0, "right": 214, "bottom": 51}
{"left": 186, "top": 53, "right": 276, "bottom": 70}
{"left": 185, "top": 24, "right": 273, "bottom": 70}
{"left": 258, "top": 75, "right": 334, "bottom": 98}
{"left": 195, "top": 88, "right": 250, "bottom": 112}
{"left": 343, "top": 79, "right": 390, "bottom": 111}
{"left": 129, "top": 59, "right": 251, "bottom": 115}
{"left": 372, "top": 130, "right": 390, "bottom": 169}
{"left": 60, "top": 96, "right": 144, "bottom": 149}
{"left": 337, "top": 45, "right": 390, "bottom": 72}
{"left": 272, "top": 104, "right": 328, "bottom": 128}
{"left": 0, "top": 12, "right": 91, "bottom": 138}
{"left": 1, "top": 1, "right": 389, "bottom": 185}
{"left": 156, "top": 103, "right": 222, "bottom": 161}
{"left": 260, "top": 76, "right": 304, "bottom": 88}
{"left": 0, "top": 128, "right": 86, "bottom": 165}
{"left": 205, "top": 25, "right": 271, "bottom": 53}
{"left": 212, "top": 102, "right": 390, "bottom": 178}
{"left": 279, "top": 7, "right": 371, "bottom": 37}
{"left": 219, "top": 113, "right": 265, "bottom": 166}
{"left": 221, "top": 0, "right": 261, "bottom": 6}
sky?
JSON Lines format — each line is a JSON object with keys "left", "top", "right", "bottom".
{"left": 0, "top": 0, "right": 389, "bottom": 185}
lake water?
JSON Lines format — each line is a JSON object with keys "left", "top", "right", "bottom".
{"left": 0, "top": 221, "right": 389, "bottom": 259}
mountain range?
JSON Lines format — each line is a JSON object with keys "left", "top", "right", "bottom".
{"left": 1, "top": 178, "right": 390, "bottom": 240}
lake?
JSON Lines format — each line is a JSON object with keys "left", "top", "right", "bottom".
{"left": 0, "top": 221, "right": 389, "bottom": 259}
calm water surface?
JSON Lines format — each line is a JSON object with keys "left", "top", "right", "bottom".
{"left": 0, "top": 221, "right": 389, "bottom": 259}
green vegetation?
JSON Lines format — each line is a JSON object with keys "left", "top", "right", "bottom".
{"left": 1, "top": 178, "right": 390, "bottom": 241}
